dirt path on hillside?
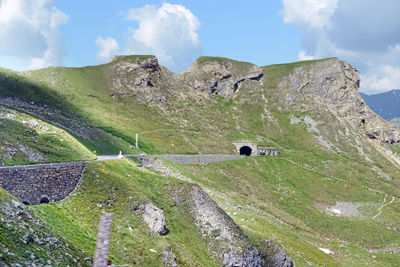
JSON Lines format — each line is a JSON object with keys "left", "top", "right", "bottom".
{"left": 280, "top": 157, "right": 398, "bottom": 219}
{"left": 279, "top": 157, "right": 346, "bottom": 182}
{"left": 372, "top": 194, "right": 396, "bottom": 219}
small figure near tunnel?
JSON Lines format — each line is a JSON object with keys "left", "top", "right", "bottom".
{"left": 239, "top": 146, "right": 252, "bottom": 156}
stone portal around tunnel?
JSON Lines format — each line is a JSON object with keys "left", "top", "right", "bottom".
{"left": 232, "top": 141, "right": 279, "bottom": 156}
{"left": 232, "top": 141, "right": 257, "bottom": 156}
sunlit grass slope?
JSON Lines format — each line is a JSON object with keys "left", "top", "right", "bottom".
{"left": 31, "top": 158, "right": 219, "bottom": 266}
{"left": 0, "top": 55, "right": 399, "bottom": 266}
{"left": 164, "top": 155, "right": 400, "bottom": 266}
{"left": 0, "top": 188, "right": 89, "bottom": 266}
{"left": 0, "top": 105, "right": 95, "bottom": 165}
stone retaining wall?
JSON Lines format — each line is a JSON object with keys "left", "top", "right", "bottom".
{"left": 0, "top": 163, "right": 84, "bottom": 205}
{"left": 154, "top": 154, "right": 244, "bottom": 164}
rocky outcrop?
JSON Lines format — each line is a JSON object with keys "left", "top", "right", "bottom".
{"left": 263, "top": 240, "right": 293, "bottom": 267}
{"left": 0, "top": 142, "right": 47, "bottom": 163}
{"left": 109, "top": 56, "right": 264, "bottom": 105}
{"left": 110, "top": 56, "right": 169, "bottom": 105}
{"left": 180, "top": 57, "right": 263, "bottom": 97}
{"left": 139, "top": 156, "right": 293, "bottom": 266}
{"left": 162, "top": 248, "right": 178, "bottom": 267}
{"left": 277, "top": 58, "right": 400, "bottom": 144}
{"left": 138, "top": 202, "right": 169, "bottom": 235}
{"left": 0, "top": 195, "right": 89, "bottom": 266}
{"left": 174, "top": 185, "right": 263, "bottom": 266}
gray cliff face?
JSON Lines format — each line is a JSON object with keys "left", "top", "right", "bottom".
{"left": 180, "top": 58, "right": 263, "bottom": 98}
{"left": 277, "top": 58, "right": 400, "bottom": 144}
{"left": 110, "top": 56, "right": 264, "bottom": 105}
{"left": 110, "top": 56, "right": 169, "bottom": 105}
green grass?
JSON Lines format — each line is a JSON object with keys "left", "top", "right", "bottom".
{"left": 163, "top": 155, "right": 400, "bottom": 266}
{"left": 0, "top": 55, "right": 343, "bottom": 156}
{"left": 389, "top": 144, "right": 400, "bottom": 156}
{"left": 0, "top": 105, "right": 95, "bottom": 165}
{"left": 0, "top": 188, "right": 89, "bottom": 266}
{"left": 1, "top": 55, "right": 400, "bottom": 266}
{"left": 0, "top": 68, "right": 146, "bottom": 155}
{"left": 31, "top": 159, "right": 219, "bottom": 266}
{"left": 196, "top": 56, "right": 256, "bottom": 69}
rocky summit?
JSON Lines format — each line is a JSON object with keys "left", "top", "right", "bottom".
{"left": 0, "top": 55, "right": 399, "bottom": 266}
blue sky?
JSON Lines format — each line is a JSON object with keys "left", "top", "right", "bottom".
{"left": 0, "top": 0, "right": 399, "bottom": 94}
{"left": 56, "top": 0, "right": 302, "bottom": 69}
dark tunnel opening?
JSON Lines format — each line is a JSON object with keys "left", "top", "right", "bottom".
{"left": 40, "top": 196, "right": 50, "bottom": 204}
{"left": 239, "top": 146, "right": 252, "bottom": 156}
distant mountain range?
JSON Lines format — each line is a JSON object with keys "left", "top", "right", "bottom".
{"left": 361, "top": 89, "right": 400, "bottom": 127}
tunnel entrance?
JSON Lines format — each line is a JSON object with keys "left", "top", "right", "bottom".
{"left": 239, "top": 146, "right": 252, "bottom": 156}
{"left": 40, "top": 196, "right": 49, "bottom": 204}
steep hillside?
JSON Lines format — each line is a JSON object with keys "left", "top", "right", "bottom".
{"left": 0, "top": 188, "right": 90, "bottom": 266}
{"left": 0, "top": 67, "right": 144, "bottom": 155}
{"left": 0, "top": 105, "right": 95, "bottom": 165}
{"left": 0, "top": 55, "right": 400, "bottom": 266}
{"left": 361, "top": 90, "right": 400, "bottom": 127}
{"left": 30, "top": 158, "right": 274, "bottom": 266}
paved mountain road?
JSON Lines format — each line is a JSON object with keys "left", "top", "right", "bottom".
{"left": 0, "top": 154, "right": 244, "bottom": 170}
{"left": 0, "top": 154, "right": 133, "bottom": 170}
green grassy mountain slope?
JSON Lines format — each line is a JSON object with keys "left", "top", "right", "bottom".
{"left": 0, "top": 105, "right": 95, "bottom": 165}
{"left": 0, "top": 188, "right": 90, "bottom": 266}
{"left": 165, "top": 154, "right": 400, "bottom": 266}
{"left": 31, "top": 158, "right": 221, "bottom": 266}
{"left": 0, "top": 55, "right": 400, "bottom": 266}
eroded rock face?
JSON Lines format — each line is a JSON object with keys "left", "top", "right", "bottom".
{"left": 277, "top": 58, "right": 400, "bottom": 144}
{"left": 139, "top": 157, "right": 293, "bottom": 266}
{"left": 263, "top": 240, "right": 293, "bottom": 267}
{"left": 180, "top": 58, "right": 263, "bottom": 98}
{"left": 110, "top": 56, "right": 264, "bottom": 105}
{"left": 223, "top": 247, "right": 263, "bottom": 267}
{"left": 174, "top": 184, "right": 263, "bottom": 266}
{"left": 139, "top": 202, "right": 169, "bottom": 236}
{"left": 162, "top": 247, "right": 178, "bottom": 267}
{"left": 0, "top": 97, "right": 93, "bottom": 139}
{"left": 110, "top": 56, "right": 167, "bottom": 105}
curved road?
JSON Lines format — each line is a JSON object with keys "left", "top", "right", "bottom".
{"left": 0, "top": 154, "right": 133, "bottom": 170}
{"left": 0, "top": 154, "right": 245, "bottom": 169}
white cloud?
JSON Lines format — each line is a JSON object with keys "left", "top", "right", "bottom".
{"left": 281, "top": 0, "right": 400, "bottom": 93}
{"left": 361, "top": 66, "right": 400, "bottom": 94}
{"left": 0, "top": 0, "right": 68, "bottom": 70}
{"left": 123, "top": 3, "right": 202, "bottom": 72}
{"left": 95, "top": 36, "right": 120, "bottom": 62}
{"left": 298, "top": 50, "right": 314, "bottom": 61}
{"left": 280, "top": 0, "right": 339, "bottom": 29}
